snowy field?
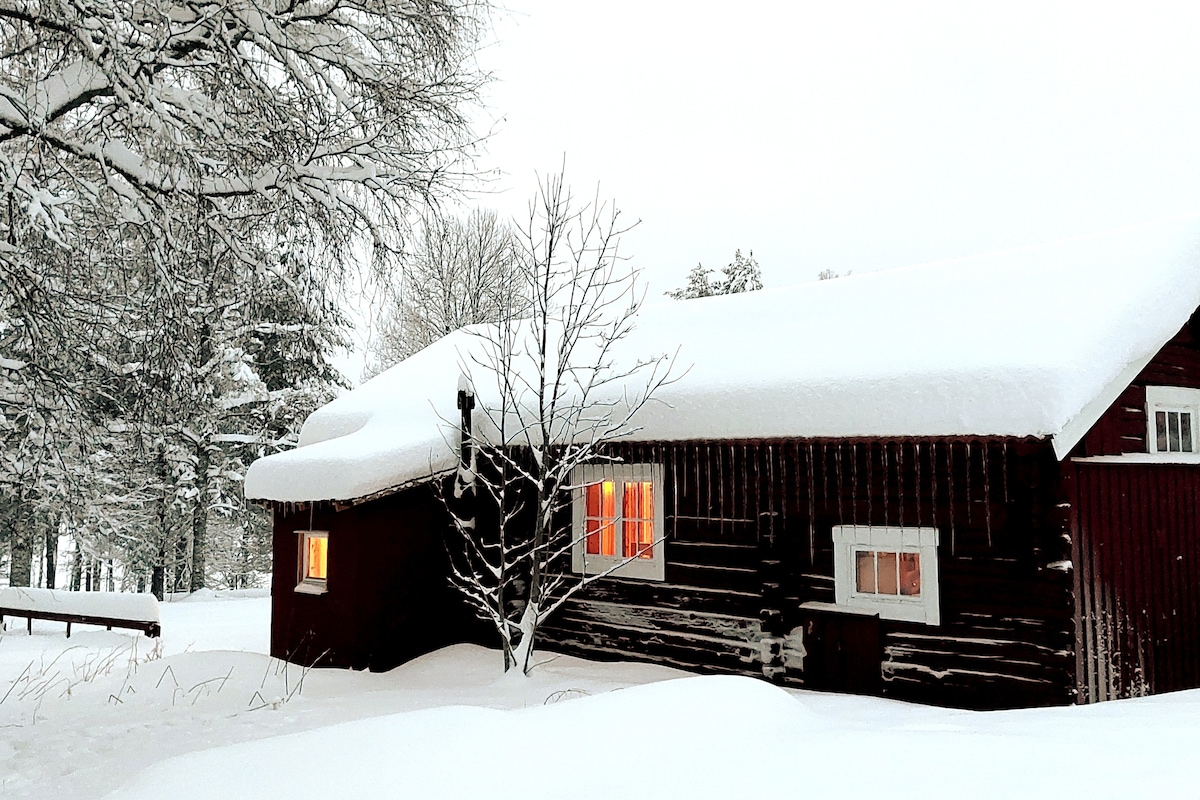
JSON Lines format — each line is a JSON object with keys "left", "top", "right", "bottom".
{"left": 1, "top": 593, "right": 1197, "bottom": 799}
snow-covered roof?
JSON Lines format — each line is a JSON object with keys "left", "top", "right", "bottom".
{"left": 245, "top": 215, "right": 1200, "bottom": 503}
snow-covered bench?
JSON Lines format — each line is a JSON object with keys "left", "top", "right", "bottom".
{"left": 0, "top": 587, "right": 161, "bottom": 638}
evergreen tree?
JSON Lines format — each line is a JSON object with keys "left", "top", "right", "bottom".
{"left": 718, "top": 249, "right": 764, "bottom": 294}
{"left": 666, "top": 249, "right": 764, "bottom": 299}
{"left": 0, "top": 0, "right": 485, "bottom": 589}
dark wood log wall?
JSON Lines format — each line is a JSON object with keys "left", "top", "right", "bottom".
{"left": 538, "top": 437, "right": 1077, "bottom": 709}
{"left": 1070, "top": 462, "right": 1200, "bottom": 702}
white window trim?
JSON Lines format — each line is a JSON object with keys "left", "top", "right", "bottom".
{"left": 571, "top": 463, "right": 665, "bottom": 582}
{"left": 832, "top": 525, "right": 940, "bottom": 625}
{"left": 296, "top": 530, "right": 329, "bottom": 595}
{"left": 1146, "top": 385, "right": 1200, "bottom": 456}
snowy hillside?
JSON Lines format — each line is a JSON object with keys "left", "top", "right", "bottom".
{"left": 1, "top": 592, "right": 1197, "bottom": 799}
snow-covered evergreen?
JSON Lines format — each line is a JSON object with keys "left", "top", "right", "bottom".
{"left": 666, "top": 248, "right": 763, "bottom": 299}
{"left": 0, "top": 0, "right": 487, "bottom": 589}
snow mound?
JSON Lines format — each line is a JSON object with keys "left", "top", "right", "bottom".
{"left": 106, "top": 675, "right": 812, "bottom": 800}
{"left": 245, "top": 215, "right": 1200, "bottom": 502}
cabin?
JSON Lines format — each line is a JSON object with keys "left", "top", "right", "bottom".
{"left": 245, "top": 216, "right": 1200, "bottom": 709}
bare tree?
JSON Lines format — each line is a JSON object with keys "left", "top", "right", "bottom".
{"left": 817, "top": 268, "right": 851, "bottom": 280}
{"left": 446, "top": 172, "right": 677, "bottom": 674}
{"left": 366, "top": 208, "right": 523, "bottom": 377}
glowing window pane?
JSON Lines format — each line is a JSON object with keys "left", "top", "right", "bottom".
{"left": 622, "top": 482, "right": 654, "bottom": 558}
{"left": 899, "top": 552, "right": 921, "bottom": 596}
{"left": 855, "top": 551, "right": 876, "bottom": 593}
{"left": 584, "top": 481, "right": 617, "bottom": 556}
{"left": 876, "top": 551, "right": 899, "bottom": 595}
{"left": 305, "top": 535, "right": 327, "bottom": 581}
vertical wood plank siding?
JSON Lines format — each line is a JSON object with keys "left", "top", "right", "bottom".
{"left": 1071, "top": 462, "right": 1200, "bottom": 701}
{"left": 270, "top": 486, "right": 490, "bottom": 670}
{"left": 537, "top": 438, "right": 1076, "bottom": 709}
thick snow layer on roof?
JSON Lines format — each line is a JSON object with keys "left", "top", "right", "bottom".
{"left": 245, "top": 215, "right": 1200, "bottom": 502}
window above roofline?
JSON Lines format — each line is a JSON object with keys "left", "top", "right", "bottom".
{"left": 1146, "top": 385, "right": 1200, "bottom": 457}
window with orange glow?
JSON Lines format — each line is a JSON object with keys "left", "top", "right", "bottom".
{"left": 306, "top": 535, "right": 328, "bottom": 580}
{"left": 622, "top": 481, "right": 654, "bottom": 559}
{"left": 584, "top": 480, "right": 617, "bottom": 556}
{"left": 297, "top": 531, "right": 329, "bottom": 593}
{"left": 833, "top": 525, "right": 939, "bottom": 625}
{"left": 573, "top": 464, "right": 664, "bottom": 581}
{"left": 854, "top": 550, "right": 920, "bottom": 597}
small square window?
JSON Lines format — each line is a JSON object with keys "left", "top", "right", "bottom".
{"left": 1146, "top": 386, "right": 1200, "bottom": 456}
{"left": 833, "top": 526, "right": 939, "bottom": 625}
{"left": 572, "top": 464, "right": 665, "bottom": 581}
{"left": 296, "top": 530, "right": 328, "bottom": 594}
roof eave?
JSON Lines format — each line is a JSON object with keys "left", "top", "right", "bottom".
{"left": 1051, "top": 349, "right": 1158, "bottom": 461}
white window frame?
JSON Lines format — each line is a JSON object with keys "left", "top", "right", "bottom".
{"left": 832, "top": 525, "right": 940, "bottom": 625}
{"left": 295, "top": 530, "right": 329, "bottom": 595}
{"left": 1146, "top": 385, "right": 1200, "bottom": 455}
{"left": 571, "top": 463, "right": 665, "bottom": 581}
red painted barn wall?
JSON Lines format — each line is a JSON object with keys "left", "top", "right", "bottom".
{"left": 1069, "top": 462, "right": 1200, "bottom": 701}
{"left": 1078, "top": 312, "right": 1200, "bottom": 457}
{"left": 270, "top": 484, "right": 489, "bottom": 670}
{"left": 1064, "top": 309, "right": 1200, "bottom": 700}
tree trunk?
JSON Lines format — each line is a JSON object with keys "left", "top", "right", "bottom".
{"left": 151, "top": 553, "right": 165, "bottom": 600}
{"left": 8, "top": 507, "right": 33, "bottom": 587}
{"left": 44, "top": 525, "right": 58, "bottom": 589}
{"left": 511, "top": 602, "right": 539, "bottom": 675}
{"left": 152, "top": 444, "right": 170, "bottom": 600}
{"left": 70, "top": 539, "right": 82, "bottom": 591}
{"left": 190, "top": 440, "right": 210, "bottom": 592}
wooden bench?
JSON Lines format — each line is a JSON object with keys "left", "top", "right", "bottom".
{"left": 0, "top": 587, "right": 161, "bottom": 638}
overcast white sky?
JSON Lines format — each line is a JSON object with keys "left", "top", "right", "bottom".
{"left": 464, "top": 1, "right": 1200, "bottom": 295}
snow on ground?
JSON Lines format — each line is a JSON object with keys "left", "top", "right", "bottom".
{"left": 1, "top": 592, "right": 1198, "bottom": 799}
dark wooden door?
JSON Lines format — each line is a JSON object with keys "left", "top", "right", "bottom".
{"left": 800, "top": 609, "right": 883, "bottom": 695}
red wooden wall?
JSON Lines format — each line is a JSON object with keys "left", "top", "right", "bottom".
{"left": 270, "top": 484, "right": 490, "bottom": 670}
{"left": 1070, "top": 462, "right": 1200, "bottom": 701}
{"left": 1079, "top": 315, "right": 1200, "bottom": 457}
{"left": 1066, "top": 310, "right": 1200, "bottom": 700}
